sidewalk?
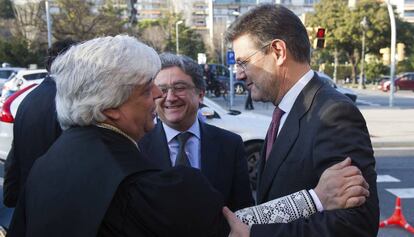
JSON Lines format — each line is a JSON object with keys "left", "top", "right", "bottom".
{"left": 211, "top": 97, "right": 414, "bottom": 148}
{"left": 361, "top": 108, "right": 414, "bottom": 148}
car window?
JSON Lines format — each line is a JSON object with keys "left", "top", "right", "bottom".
{"left": 215, "top": 65, "right": 229, "bottom": 77}
{"left": 23, "top": 73, "right": 48, "bottom": 80}
{"left": 0, "top": 70, "right": 13, "bottom": 79}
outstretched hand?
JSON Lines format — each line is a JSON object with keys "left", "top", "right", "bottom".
{"left": 223, "top": 207, "right": 250, "bottom": 237}
{"left": 314, "top": 157, "right": 370, "bottom": 210}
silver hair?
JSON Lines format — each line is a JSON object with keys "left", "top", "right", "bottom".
{"left": 51, "top": 35, "right": 161, "bottom": 130}
{"left": 159, "top": 53, "right": 206, "bottom": 91}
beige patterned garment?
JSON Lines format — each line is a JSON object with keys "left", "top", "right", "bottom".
{"left": 235, "top": 190, "right": 316, "bottom": 226}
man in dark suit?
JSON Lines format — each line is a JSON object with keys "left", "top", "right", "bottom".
{"left": 223, "top": 4, "right": 379, "bottom": 237}
{"left": 139, "top": 53, "right": 255, "bottom": 211}
{"left": 8, "top": 35, "right": 225, "bottom": 237}
{"left": 3, "top": 39, "right": 76, "bottom": 207}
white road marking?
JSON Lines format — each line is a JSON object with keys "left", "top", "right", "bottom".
{"left": 386, "top": 188, "right": 414, "bottom": 198}
{"left": 374, "top": 147, "right": 414, "bottom": 151}
{"left": 377, "top": 175, "right": 401, "bottom": 183}
{"left": 357, "top": 99, "right": 381, "bottom": 106}
{"left": 0, "top": 177, "right": 3, "bottom": 186}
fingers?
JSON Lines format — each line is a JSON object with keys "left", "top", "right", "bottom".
{"left": 344, "top": 185, "right": 370, "bottom": 199}
{"left": 345, "top": 196, "right": 367, "bottom": 208}
{"left": 340, "top": 165, "right": 362, "bottom": 177}
{"left": 223, "top": 207, "right": 238, "bottom": 227}
{"left": 344, "top": 175, "right": 369, "bottom": 191}
{"left": 328, "top": 157, "right": 351, "bottom": 170}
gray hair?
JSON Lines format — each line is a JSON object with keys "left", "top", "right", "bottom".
{"left": 226, "top": 4, "right": 311, "bottom": 64}
{"left": 159, "top": 53, "right": 206, "bottom": 91}
{"left": 51, "top": 35, "right": 161, "bottom": 130}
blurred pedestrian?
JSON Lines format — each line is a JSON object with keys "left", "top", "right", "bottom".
{"left": 244, "top": 89, "right": 254, "bottom": 110}
{"left": 3, "top": 39, "right": 76, "bottom": 208}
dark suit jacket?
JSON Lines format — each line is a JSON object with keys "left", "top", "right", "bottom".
{"left": 8, "top": 126, "right": 224, "bottom": 237}
{"left": 252, "top": 74, "right": 379, "bottom": 236}
{"left": 4, "top": 76, "right": 62, "bottom": 207}
{"left": 139, "top": 120, "right": 254, "bottom": 211}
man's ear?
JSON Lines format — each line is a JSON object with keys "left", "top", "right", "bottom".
{"left": 102, "top": 108, "right": 121, "bottom": 120}
{"left": 271, "top": 40, "right": 287, "bottom": 66}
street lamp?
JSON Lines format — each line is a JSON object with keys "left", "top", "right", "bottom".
{"left": 45, "top": 0, "right": 52, "bottom": 48}
{"left": 386, "top": 0, "right": 397, "bottom": 107}
{"left": 359, "top": 16, "right": 368, "bottom": 89}
{"left": 175, "top": 20, "right": 183, "bottom": 55}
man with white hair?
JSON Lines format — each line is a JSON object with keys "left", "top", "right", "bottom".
{"left": 7, "top": 35, "right": 225, "bottom": 237}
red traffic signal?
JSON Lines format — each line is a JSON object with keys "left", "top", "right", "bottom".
{"left": 316, "top": 28, "right": 325, "bottom": 38}
{"left": 314, "top": 27, "right": 326, "bottom": 49}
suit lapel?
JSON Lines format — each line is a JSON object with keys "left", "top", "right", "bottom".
{"left": 199, "top": 122, "right": 220, "bottom": 187}
{"left": 257, "top": 75, "right": 325, "bottom": 203}
{"left": 144, "top": 122, "right": 172, "bottom": 169}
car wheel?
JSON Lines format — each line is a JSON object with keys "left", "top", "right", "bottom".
{"left": 234, "top": 83, "right": 245, "bottom": 94}
{"left": 245, "top": 142, "right": 263, "bottom": 191}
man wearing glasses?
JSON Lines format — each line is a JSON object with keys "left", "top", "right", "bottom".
{"left": 139, "top": 53, "right": 255, "bottom": 214}
{"left": 223, "top": 4, "right": 379, "bottom": 237}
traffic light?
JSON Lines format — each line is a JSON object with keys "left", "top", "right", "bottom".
{"left": 314, "top": 28, "right": 325, "bottom": 49}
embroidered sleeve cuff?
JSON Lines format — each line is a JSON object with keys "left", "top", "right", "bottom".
{"left": 235, "top": 190, "right": 317, "bottom": 226}
{"left": 309, "top": 189, "right": 324, "bottom": 212}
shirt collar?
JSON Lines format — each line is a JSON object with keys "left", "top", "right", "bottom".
{"left": 278, "top": 70, "right": 314, "bottom": 114}
{"left": 162, "top": 119, "right": 201, "bottom": 143}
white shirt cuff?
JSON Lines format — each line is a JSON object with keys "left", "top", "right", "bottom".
{"left": 309, "top": 189, "right": 324, "bottom": 212}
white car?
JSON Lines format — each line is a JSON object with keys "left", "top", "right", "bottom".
{"left": 0, "top": 84, "right": 270, "bottom": 190}
{"left": 0, "top": 69, "right": 48, "bottom": 103}
{"left": 316, "top": 72, "right": 358, "bottom": 102}
{"left": 0, "top": 83, "right": 38, "bottom": 160}
{"left": 201, "top": 97, "right": 271, "bottom": 189}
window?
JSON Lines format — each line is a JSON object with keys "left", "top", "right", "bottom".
{"left": 23, "top": 73, "right": 48, "bottom": 81}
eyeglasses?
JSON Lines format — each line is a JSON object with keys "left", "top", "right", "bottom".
{"left": 235, "top": 41, "right": 273, "bottom": 72}
{"left": 158, "top": 82, "right": 196, "bottom": 97}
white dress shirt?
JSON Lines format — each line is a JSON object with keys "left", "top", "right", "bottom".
{"left": 162, "top": 120, "right": 201, "bottom": 169}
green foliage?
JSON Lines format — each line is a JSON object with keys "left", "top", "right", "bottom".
{"left": 51, "top": 0, "right": 127, "bottom": 41}
{"left": 365, "top": 60, "right": 388, "bottom": 81}
{"left": 0, "top": 37, "right": 46, "bottom": 67}
{"left": 138, "top": 13, "right": 206, "bottom": 60}
{"left": 397, "top": 56, "right": 414, "bottom": 73}
{"left": 0, "top": 0, "right": 14, "bottom": 19}
{"left": 307, "top": 0, "right": 414, "bottom": 84}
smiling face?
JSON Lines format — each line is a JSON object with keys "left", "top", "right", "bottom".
{"left": 233, "top": 34, "right": 281, "bottom": 104}
{"left": 154, "top": 66, "right": 205, "bottom": 131}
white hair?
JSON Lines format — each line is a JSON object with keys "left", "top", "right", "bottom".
{"left": 51, "top": 35, "right": 161, "bottom": 130}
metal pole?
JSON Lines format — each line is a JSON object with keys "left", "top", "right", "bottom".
{"left": 221, "top": 33, "right": 224, "bottom": 64}
{"left": 229, "top": 64, "right": 234, "bottom": 109}
{"left": 45, "top": 0, "right": 52, "bottom": 48}
{"left": 359, "top": 29, "right": 365, "bottom": 89}
{"left": 175, "top": 20, "right": 183, "bottom": 55}
{"left": 387, "top": 1, "right": 396, "bottom": 107}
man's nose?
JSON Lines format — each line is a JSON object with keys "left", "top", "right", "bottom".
{"left": 235, "top": 70, "right": 246, "bottom": 81}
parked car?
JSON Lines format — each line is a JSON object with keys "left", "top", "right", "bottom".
{"left": 200, "top": 64, "right": 246, "bottom": 95}
{"left": 200, "top": 97, "right": 270, "bottom": 190}
{"left": 0, "top": 83, "right": 38, "bottom": 160}
{"left": 0, "top": 69, "right": 48, "bottom": 103}
{"left": 0, "top": 67, "right": 25, "bottom": 90}
{"left": 381, "top": 72, "right": 414, "bottom": 92}
{"left": 316, "top": 72, "right": 358, "bottom": 102}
